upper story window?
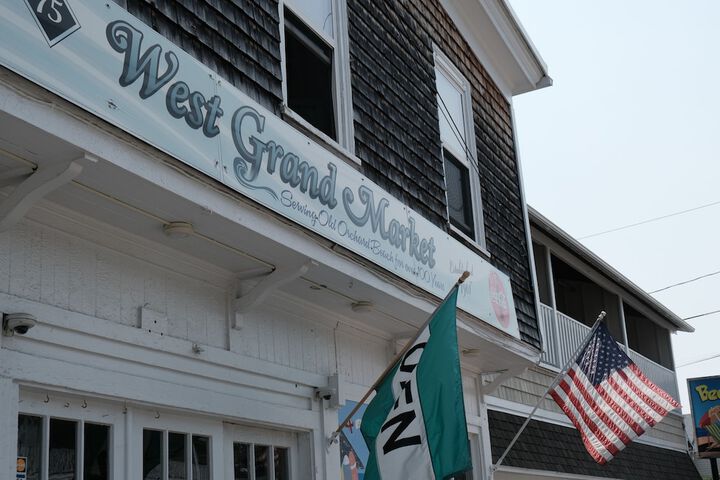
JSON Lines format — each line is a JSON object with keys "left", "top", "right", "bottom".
{"left": 281, "top": 0, "right": 354, "bottom": 150}
{"left": 434, "top": 49, "right": 486, "bottom": 248}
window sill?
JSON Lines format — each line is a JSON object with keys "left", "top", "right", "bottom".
{"left": 449, "top": 224, "right": 492, "bottom": 261}
{"left": 281, "top": 105, "right": 362, "bottom": 168}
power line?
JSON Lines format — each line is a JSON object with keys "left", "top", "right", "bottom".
{"left": 649, "top": 269, "right": 720, "bottom": 294}
{"left": 677, "top": 352, "right": 720, "bottom": 368}
{"left": 683, "top": 308, "right": 720, "bottom": 322}
{"left": 437, "top": 93, "right": 481, "bottom": 178}
{"left": 578, "top": 200, "right": 720, "bottom": 240}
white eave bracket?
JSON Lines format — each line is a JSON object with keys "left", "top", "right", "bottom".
{"left": 0, "top": 154, "right": 95, "bottom": 232}
{"left": 233, "top": 259, "right": 316, "bottom": 328}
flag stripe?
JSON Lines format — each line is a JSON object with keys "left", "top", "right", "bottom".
{"left": 555, "top": 378, "right": 623, "bottom": 454}
{"left": 551, "top": 388, "right": 612, "bottom": 463}
{"left": 619, "top": 367, "right": 675, "bottom": 414}
{"left": 629, "top": 364, "right": 681, "bottom": 409}
{"left": 612, "top": 369, "right": 669, "bottom": 419}
{"left": 607, "top": 373, "right": 661, "bottom": 426}
{"left": 565, "top": 368, "right": 633, "bottom": 445}
{"left": 593, "top": 382, "right": 648, "bottom": 437}
{"left": 550, "top": 389, "right": 610, "bottom": 464}
{"left": 570, "top": 368, "right": 645, "bottom": 438}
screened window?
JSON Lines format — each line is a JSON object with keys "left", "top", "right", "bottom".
{"left": 17, "top": 414, "right": 110, "bottom": 480}
{"left": 434, "top": 50, "right": 485, "bottom": 246}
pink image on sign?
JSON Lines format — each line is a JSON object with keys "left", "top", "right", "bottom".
{"left": 489, "top": 271, "right": 510, "bottom": 328}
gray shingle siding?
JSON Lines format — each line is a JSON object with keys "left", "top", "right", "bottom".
{"left": 119, "top": 0, "right": 283, "bottom": 113}
{"left": 489, "top": 410, "right": 701, "bottom": 480}
{"left": 347, "top": 0, "right": 539, "bottom": 347}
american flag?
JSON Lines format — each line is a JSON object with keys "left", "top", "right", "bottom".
{"left": 550, "top": 322, "right": 681, "bottom": 464}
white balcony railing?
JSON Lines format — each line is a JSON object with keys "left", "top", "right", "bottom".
{"left": 538, "top": 303, "right": 680, "bottom": 401}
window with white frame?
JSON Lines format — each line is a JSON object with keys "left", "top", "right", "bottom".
{"left": 142, "top": 429, "right": 211, "bottom": 480}
{"left": 232, "top": 442, "right": 290, "bottom": 480}
{"left": 16, "top": 391, "right": 123, "bottom": 480}
{"left": 18, "top": 414, "right": 112, "bottom": 480}
{"left": 226, "top": 423, "right": 305, "bottom": 480}
{"left": 281, "top": 0, "right": 353, "bottom": 149}
{"left": 434, "top": 50, "right": 486, "bottom": 247}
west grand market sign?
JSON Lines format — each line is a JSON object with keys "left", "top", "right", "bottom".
{"left": 0, "top": 1, "right": 520, "bottom": 338}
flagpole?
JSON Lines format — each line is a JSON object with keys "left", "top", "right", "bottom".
{"left": 327, "top": 270, "right": 471, "bottom": 446}
{"left": 491, "top": 310, "right": 607, "bottom": 474}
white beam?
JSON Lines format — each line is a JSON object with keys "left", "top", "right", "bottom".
{"left": 0, "top": 155, "right": 91, "bottom": 232}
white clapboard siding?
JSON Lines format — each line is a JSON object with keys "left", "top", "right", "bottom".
{"left": 0, "top": 220, "right": 227, "bottom": 348}
{"left": 232, "top": 304, "right": 338, "bottom": 376}
{"left": 336, "top": 328, "right": 390, "bottom": 387}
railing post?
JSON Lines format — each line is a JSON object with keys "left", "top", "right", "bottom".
{"left": 544, "top": 246, "right": 561, "bottom": 366}
{"left": 618, "top": 295, "right": 630, "bottom": 352}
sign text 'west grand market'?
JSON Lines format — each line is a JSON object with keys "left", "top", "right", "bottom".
{"left": 0, "top": 0, "right": 519, "bottom": 337}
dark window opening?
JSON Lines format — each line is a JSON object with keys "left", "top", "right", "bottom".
{"left": 84, "top": 423, "right": 110, "bottom": 480}
{"left": 49, "top": 418, "right": 77, "bottom": 480}
{"left": 17, "top": 415, "right": 43, "bottom": 480}
{"left": 444, "top": 148, "right": 474, "bottom": 238}
{"left": 550, "top": 256, "right": 624, "bottom": 341}
{"left": 624, "top": 303, "right": 674, "bottom": 369}
{"left": 143, "top": 429, "right": 163, "bottom": 480}
{"left": 284, "top": 8, "right": 336, "bottom": 140}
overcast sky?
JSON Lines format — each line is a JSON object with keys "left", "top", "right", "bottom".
{"left": 508, "top": 0, "right": 720, "bottom": 413}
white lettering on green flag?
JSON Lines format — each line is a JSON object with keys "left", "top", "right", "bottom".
{"left": 360, "top": 287, "right": 472, "bottom": 479}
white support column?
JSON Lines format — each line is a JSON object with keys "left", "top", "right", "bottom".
{"left": 544, "top": 246, "right": 561, "bottom": 366}
{"left": 475, "top": 375, "right": 495, "bottom": 480}
{"left": 0, "top": 377, "right": 19, "bottom": 480}
{"left": 618, "top": 295, "right": 630, "bottom": 352}
{"left": 322, "top": 400, "right": 341, "bottom": 480}
{"left": 315, "top": 396, "right": 340, "bottom": 480}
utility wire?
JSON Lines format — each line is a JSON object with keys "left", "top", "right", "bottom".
{"left": 437, "top": 93, "right": 483, "bottom": 180}
{"left": 649, "top": 269, "right": 720, "bottom": 294}
{"left": 677, "top": 352, "right": 720, "bottom": 369}
{"left": 578, "top": 200, "right": 720, "bottom": 240}
{"left": 683, "top": 308, "right": 720, "bottom": 322}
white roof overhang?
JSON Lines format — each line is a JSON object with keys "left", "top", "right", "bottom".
{"left": 439, "top": 0, "right": 552, "bottom": 98}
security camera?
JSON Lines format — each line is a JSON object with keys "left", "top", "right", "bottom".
{"left": 315, "top": 386, "right": 337, "bottom": 402}
{"left": 2, "top": 313, "right": 37, "bottom": 336}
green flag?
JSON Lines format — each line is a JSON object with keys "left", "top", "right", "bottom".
{"left": 360, "top": 286, "right": 472, "bottom": 479}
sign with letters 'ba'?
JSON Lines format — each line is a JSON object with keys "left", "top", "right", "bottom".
{"left": 0, "top": 0, "right": 520, "bottom": 338}
{"left": 688, "top": 376, "right": 720, "bottom": 458}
